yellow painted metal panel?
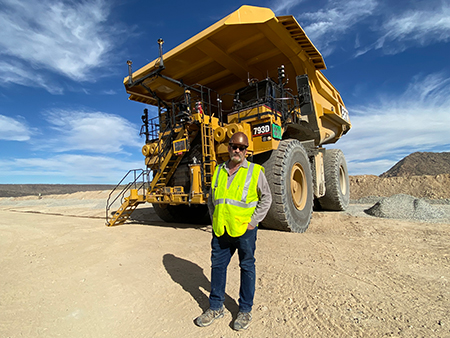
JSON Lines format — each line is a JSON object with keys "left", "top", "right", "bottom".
{"left": 124, "top": 5, "right": 326, "bottom": 108}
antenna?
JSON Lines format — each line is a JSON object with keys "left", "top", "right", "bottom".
{"left": 127, "top": 60, "right": 133, "bottom": 85}
{"left": 157, "top": 38, "right": 164, "bottom": 69}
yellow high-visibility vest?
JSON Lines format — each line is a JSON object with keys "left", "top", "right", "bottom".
{"left": 211, "top": 162, "right": 263, "bottom": 237}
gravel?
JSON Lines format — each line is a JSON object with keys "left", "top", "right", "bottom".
{"left": 348, "top": 194, "right": 450, "bottom": 223}
{"left": 351, "top": 196, "right": 450, "bottom": 205}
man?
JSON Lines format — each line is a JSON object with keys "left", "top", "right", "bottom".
{"left": 195, "top": 131, "right": 272, "bottom": 331}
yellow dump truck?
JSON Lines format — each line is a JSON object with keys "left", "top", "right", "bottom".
{"left": 106, "top": 5, "right": 351, "bottom": 232}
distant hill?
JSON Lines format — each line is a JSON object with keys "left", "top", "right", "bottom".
{"left": 380, "top": 152, "right": 450, "bottom": 178}
{"left": 0, "top": 184, "right": 118, "bottom": 198}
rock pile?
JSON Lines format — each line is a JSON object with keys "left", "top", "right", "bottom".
{"left": 364, "top": 194, "right": 445, "bottom": 221}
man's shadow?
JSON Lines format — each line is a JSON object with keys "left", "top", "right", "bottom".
{"left": 163, "top": 254, "right": 238, "bottom": 314}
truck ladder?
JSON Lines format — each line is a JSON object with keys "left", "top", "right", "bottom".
{"left": 201, "top": 123, "right": 216, "bottom": 189}
{"left": 149, "top": 127, "right": 187, "bottom": 192}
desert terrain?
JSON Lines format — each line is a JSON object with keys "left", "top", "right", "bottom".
{"left": 0, "top": 174, "right": 449, "bottom": 337}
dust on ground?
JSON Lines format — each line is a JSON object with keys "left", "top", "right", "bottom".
{"left": 0, "top": 183, "right": 449, "bottom": 337}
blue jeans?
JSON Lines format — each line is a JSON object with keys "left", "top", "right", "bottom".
{"left": 209, "top": 227, "right": 257, "bottom": 313}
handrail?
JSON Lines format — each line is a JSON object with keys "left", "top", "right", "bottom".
{"left": 105, "top": 169, "right": 150, "bottom": 225}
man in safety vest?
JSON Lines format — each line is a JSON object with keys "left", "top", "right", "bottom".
{"left": 195, "top": 132, "right": 272, "bottom": 331}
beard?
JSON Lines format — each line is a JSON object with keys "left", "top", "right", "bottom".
{"left": 230, "top": 152, "right": 244, "bottom": 164}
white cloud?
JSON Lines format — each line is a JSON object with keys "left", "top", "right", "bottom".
{"left": 0, "top": 60, "right": 63, "bottom": 94}
{"left": 0, "top": 114, "right": 32, "bottom": 141}
{"left": 102, "top": 89, "right": 117, "bottom": 95}
{"left": 42, "top": 109, "right": 142, "bottom": 153}
{"left": 336, "top": 71, "right": 450, "bottom": 175}
{"left": 0, "top": 108, "right": 146, "bottom": 183}
{"left": 0, "top": 154, "right": 144, "bottom": 184}
{"left": 272, "top": 0, "right": 304, "bottom": 14}
{"left": 272, "top": 0, "right": 450, "bottom": 58}
{"left": 374, "top": 4, "right": 450, "bottom": 54}
{"left": 0, "top": 0, "right": 121, "bottom": 92}
{"left": 287, "top": 0, "right": 378, "bottom": 56}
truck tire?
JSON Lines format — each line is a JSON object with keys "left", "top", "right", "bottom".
{"left": 260, "top": 139, "right": 313, "bottom": 232}
{"left": 318, "top": 149, "right": 349, "bottom": 211}
{"left": 152, "top": 203, "right": 209, "bottom": 224}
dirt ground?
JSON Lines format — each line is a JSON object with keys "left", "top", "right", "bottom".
{"left": 0, "top": 187, "right": 449, "bottom": 337}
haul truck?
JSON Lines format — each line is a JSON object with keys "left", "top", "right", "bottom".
{"left": 106, "top": 5, "right": 351, "bottom": 232}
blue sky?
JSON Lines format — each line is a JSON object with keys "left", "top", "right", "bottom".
{"left": 1, "top": 0, "right": 450, "bottom": 184}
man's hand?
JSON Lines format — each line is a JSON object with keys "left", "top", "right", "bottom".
{"left": 247, "top": 223, "right": 255, "bottom": 230}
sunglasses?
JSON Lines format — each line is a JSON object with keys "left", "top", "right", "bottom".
{"left": 229, "top": 144, "right": 247, "bottom": 151}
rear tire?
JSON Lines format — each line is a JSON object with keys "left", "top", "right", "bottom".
{"left": 260, "top": 139, "right": 313, "bottom": 233}
{"left": 152, "top": 203, "right": 209, "bottom": 224}
{"left": 318, "top": 149, "right": 349, "bottom": 211}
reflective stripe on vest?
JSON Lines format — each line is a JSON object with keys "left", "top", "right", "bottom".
{"left": 213, "top": 162, "right": 256, "bottom": 207}
{"left": 211, "top": 162, "right": 262, "bottom": 237}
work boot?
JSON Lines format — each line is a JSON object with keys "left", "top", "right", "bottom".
{"left": 233, "top": 311, "right": 252, "bottom": 330}
{"left": 195, "top": 307, "right": 224, "bottom": 327}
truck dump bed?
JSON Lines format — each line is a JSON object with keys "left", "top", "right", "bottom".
{"left": 125, "top": 5, "right": 350, "bottom": 146}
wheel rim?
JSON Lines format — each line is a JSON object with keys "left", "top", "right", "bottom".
{"left": 339, "top": 165, "right": 347, "bottom": 195}
{"left": 291, "top": 163, "right": 307, "bottom": 210}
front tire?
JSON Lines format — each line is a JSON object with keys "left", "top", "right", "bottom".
{"left": 260, "top": 139, "right": 313, "bottom": 233}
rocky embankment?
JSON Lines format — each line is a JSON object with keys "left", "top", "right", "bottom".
{"left": 350, "top": 174, "right": 450, "bottom": 200}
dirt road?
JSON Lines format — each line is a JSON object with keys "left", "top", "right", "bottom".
{"left": 0, "top": 192, "right": 449, "bottom": 337}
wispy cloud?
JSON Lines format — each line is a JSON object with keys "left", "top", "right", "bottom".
{"left": 0, "top": 0, "right": 121, "bottom": 92}
{"left": 0, "top": 114, "right": 32, "bottom": 141}
{"left": 101, "top": 89, "right": 117, "bottom": 95}
{"left": 272, "top": 0, "right": 378, "bottom": 56}
{"left": 0, "top": 108, "right": 146, "bottom": 183}
{"left": 0, "top": 60, "right": 63, "bottom": 94}
{"left": 337, "top": 71, "right": 450, "bottom": 175}
{"left": 41, "top": 109, "right": 142, "bottom": 154}
{"left": 273, "top": 0, "right": 450, "bottom": 58}
{"left": 300, "top": 0, "right": 377, "bottom": 55}
{"left": 271, "top": 0, "right": 304, "bottom": 14}
{"left": 0, "top": 154, "right": 143, "bottom": 184}
{"left": 373, "top": 4, "right": 450, "bottom": 55}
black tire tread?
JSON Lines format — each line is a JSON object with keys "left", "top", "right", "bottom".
{"left": 260, "top": 139, "right": 313, "bottom": 233}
